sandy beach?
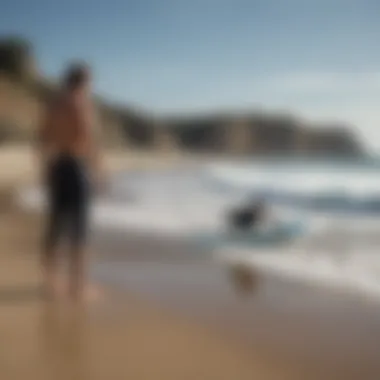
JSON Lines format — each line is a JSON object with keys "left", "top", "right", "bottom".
{"left": 1, "top": 145, "right": 380, "bottom": 380}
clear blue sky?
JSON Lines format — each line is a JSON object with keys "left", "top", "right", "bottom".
{"left": 1, "top": 0, "right": 380, "bottom": 150}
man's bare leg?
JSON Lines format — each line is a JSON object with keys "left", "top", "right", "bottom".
{"left": 42, "top": 247, "right": 61, "bottom": 298}
{"left": 68, "top": 246, "right": 86, "bottom": 300}
{"left": 68, "top": 246, "right": 101, "bottom": 302}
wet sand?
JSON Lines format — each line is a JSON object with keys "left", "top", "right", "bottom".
{"left": 91, "top": 232, "right": 380, "bottom": 380}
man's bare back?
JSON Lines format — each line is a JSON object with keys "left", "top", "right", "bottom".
{"left": 41, "top": 91, "right": 97, "bottom": 167}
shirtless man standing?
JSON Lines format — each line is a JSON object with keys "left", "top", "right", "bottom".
{"left": 38, "top": 62, "right": 102, "bottom": 300}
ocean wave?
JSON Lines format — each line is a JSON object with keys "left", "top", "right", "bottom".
{"left": 207, "top": 163, "right": 380, "bottom": 213}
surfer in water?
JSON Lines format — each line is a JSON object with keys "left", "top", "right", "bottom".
{"left": 228, "top": 197, "right": 268, "bottom": 231}
{"left": 37, "top": 62, "right": 102, "bottom": 300}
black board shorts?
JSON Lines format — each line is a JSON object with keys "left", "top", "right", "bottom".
{"left": 45, "top": 153, "right": 90, "bottom": 250}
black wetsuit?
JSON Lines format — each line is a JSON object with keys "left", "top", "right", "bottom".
{"left": 44, "top": 153, "right": 90, "bottom": 251}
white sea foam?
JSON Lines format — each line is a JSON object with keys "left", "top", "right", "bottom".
{"left": 16, "top": 171, "right": 238, "bottom": 235}
{"left": 207, "top": 162, "right": 380, "bottom": 198}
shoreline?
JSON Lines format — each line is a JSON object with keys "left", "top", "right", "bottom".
{"left": 217, "top": 249, "right": 380, "bottom": 303}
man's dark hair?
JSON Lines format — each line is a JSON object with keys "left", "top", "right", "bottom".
{"left": 62, "top": 62, "right": 90, "bottom": 91}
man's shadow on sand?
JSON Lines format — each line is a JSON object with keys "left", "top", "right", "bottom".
{"left": 0, "top": 284, "right": 43, "bottom": 304}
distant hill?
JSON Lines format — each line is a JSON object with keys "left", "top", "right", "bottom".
{"left": 0, "top": 36, "right": 364, "bottom": 157}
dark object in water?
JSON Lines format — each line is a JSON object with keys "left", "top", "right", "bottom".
{"left": 227, "top": 201, "right": 264, "bottom": 230}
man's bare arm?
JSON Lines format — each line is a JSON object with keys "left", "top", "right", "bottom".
{"left": 72, "top": 98, "right": 103, "bottom": 174}
{"left": 92, "top": 113, "right": 103, "bottom": 174}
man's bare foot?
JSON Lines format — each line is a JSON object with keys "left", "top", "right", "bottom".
{"left": 43, "top": 277, "right": 65, "bottom": 300}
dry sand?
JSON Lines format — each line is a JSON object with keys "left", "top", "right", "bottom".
{"left": 0, "top": 144, "right": 380, "bottom": 380}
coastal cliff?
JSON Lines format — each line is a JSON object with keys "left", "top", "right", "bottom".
{"left": 0, "top": 36, "right": 364, "bottom": 157}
